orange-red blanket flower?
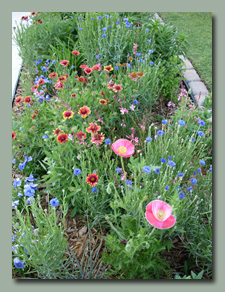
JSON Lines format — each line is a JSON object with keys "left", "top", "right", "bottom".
{"left": 80, "top": 64, "right": 88, "bottom": 69}
{"left": 31, "top": 12, "right": 37, "bottom": 15}
{"left": 76, "top": 131, "right": 86, "bottom": 140}
{"left": 49, "top": 72, "right": 58, "bottom": 78}
{"left": 53, "top": 129, "right": 62, "bottom": 136}
{"left": 86, "top": 173, "right": 99, "bottom": 187}
{"left": 78, "top": 76, "right": 85, "bottom": 82}
{"left": 113, "top": 84, "right": 123, "bottom": 93}
{"left": 128, "top": 72, "right": 139, "bottom": 81}
{"left": 78, "top": 106, "right": 91, "bottom": 118}
{"left": 37, "top": 19, "right": 42, "bottom": 24}
{"left": 12, "top": 132, "right": 17, "bottom": 139}
{"left": 92, "top": 64, "right": 101, "bottom": 71}
{"left": 63, "top": 111, "right": 74, "bottom": 119}
{"left": 137, "top": 71, "right": 144, "bottom": 77}
{"left": 60, "top": 60, "right": 69, "bottom": 67}
{"left": 104, "top": 65, "right": 113, "bottom": 72}
{"left": 84, "top": 67, "right": 93, "bottom": 75}
{"left": 38, "top": 78, "right": 45, "bottom": 85}
{"left": 107, "top": 82, "right": 114, "bottom": 89}
{"left": 58, "top": 76, "right": 67, "bottom": 82}
{"left": 15, "top": 96, "right": 23, "bottom": 105}
{"left": 55, "top": 82, "right": 64, "bottom": 90}
{"left": 99, "top": 99, "right": 109, "bottom": 105}
{"left": 31, "top": 84, "right": 39, "bottom": 91}
{"left": 24, "top": 96, "right": 32, "bottom": 103}
{"left": 86, "top": 122, "right": 101, "bottom": 134}
{"left": 91, "top": 133, "right": 104, "bottom": 146}
{"left": 57, "top": 133, "right": 68, "bottom": 143}
{"left": 71, "top": 93, "right": 77, "bottom": 97}
{"left": 31, "top": 114, "right": 36, "bottom": 119}
{"left": 72, "top": 50, "right": 80, "bottom": 55}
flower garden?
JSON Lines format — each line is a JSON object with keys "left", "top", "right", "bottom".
{"left": 12, "top": 12, "right": 212, "bottom": 279}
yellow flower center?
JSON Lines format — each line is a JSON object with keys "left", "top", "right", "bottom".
{"left": 156, "top": 210, "right": 166, "bottom": 221}
{"left": 118, "top": 146, "right": 127, "bottom": 155}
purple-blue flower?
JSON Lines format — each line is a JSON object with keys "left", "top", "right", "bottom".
{"left": 92, "top": 187, "right": 98, "bottom": 193}
{"left": 198, "top": 120, "right": 205, "bottom": 126}
{"left": 73, "top": 168, "right": 82, "bottom": 175}
{"left": 155, "top": 168, "right": 160, "bottom": 174}
{"left": 198, "top": 131, "right": 204, "bottom": 136}
{"left": 133, "top": 99, "right": 138, "bottom": 104}
{"left": 160, "top": 158, "right": 166, "bottom": 163}
{"left": 143, "top": 166, "right": 151, "bottom": 174}
{"left": 149, "top": 49, "right": 153, "bottom": 54}
{"left": 146, "top": 137, "right": 152, "bottom": 142}
{"left": 14, "top": 258, "right": 24, "bottom": 269}
{"left": 50, "top": 198, "right": 59, "bottom": 207}
{"left": 165, "top": 186, "right": 169, "bottom": 190}
{"left": 179, "top": 192, "right": 185, "bottom": 199}
{"left": 150, "top": 61, "right": 154, "bottom": 66}
{"left": 200, "top": 160, "right": 205, "bottom": 165}
{"left": 126, "top": 180, "right": 132, "bottom": 185}
{"left": 162, "top": 120, "right": 167, "bottom": 124}
{"left": 167, "top": 161, "right": 176, "bottom": 167}
{"left": 116, "top": 167, "right": 122, "bottom": 174}
{"left": 191, "top": 178, "right": 198, "bottom": 185}
{"left": 105, "top": 138, "right": 111, "bottom": 145}
{"left": 147, "top": 39, "right": 151, "bottom": 43}
{"left": 13, "top": 178, "right": 22, "bottom": 188}
{"left": 157, "top": 130, "right": 164, "bottom": 136}
{"left": 42, "top": 135, "right": 48, "bottom": 139}
{"left": 178, "top": 120, "right": 186, "bottom": 126}
{"left": 177, "top": 172, "right": 184, "bottom": 177}
{"left": 102, "top": 27, "right": 107, "bottom": 31}
{"left": 187, "top": 186, "right": 193, "bottom": 192}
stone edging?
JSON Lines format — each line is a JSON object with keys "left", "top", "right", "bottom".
{"left": 154, "top": 13, "right": 212, "bottom": 121}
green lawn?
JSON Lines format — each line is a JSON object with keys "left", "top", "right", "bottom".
{"left": 158, "top": 12, "right": 212, "bottom": 93}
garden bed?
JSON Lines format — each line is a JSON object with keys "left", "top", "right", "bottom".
{"left": 12, "top": 12, "right": 212, "bottom": 280}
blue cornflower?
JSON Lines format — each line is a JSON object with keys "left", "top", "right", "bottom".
{"left": 157, "top": 130, "right": 164, "bottom": 136}
{"left": 126, "top": 24, "right": 131, "bottom": 28}
{"left": 14, "top": 258, "right": 24, "bottom": 269}
{"left": 136, "top": 53, "right": 141, "bottom": 57}
{"left": 162, "top": 120, "right": 167, "bottom": 124}
{"left": 19, "top": 162, "right": 26, "bottom": 171}
{"left": 187, "top": 186, "right": 193, "bottom": 192}
{"left": 91, "top": 17, "right": 94, "bottom": 20}
{"left": 42, "top": 135, "right": 48, "bottom": 139}
{"left": 179, "top": 192, "right": 185, "bottom": 199}
{"left": 146, "top": 137, "right": 152, "bottom": 142}
{"left": 149, "top": 49, "right": 153, "bottom": 54}
{"left": 13, "top": 178, "right": 22, "bottom": 188}
{"left": 12, "top": 200, "right": 19, "bottom": 209}
{"left": 78, "top": 16, "right": 81, "bottom": 20}
{"left": 105, "top": 14, "right": 109, "bottom": 18}
{"left": 198, "top": 120, "right": 205, "bottom": 126}
{"left": 52, "top": 60, "right": 56, "bottom": 64}
{"left": 178, "top": 120, "right": 186, "bottom": 126}
{"left": 160, "top": 158, "right": 166, "bottom": 163}
{"left": 116, "top": 20, "right": 120, "bottom": 24}
{"left": 41, "top": 67, "right": 47, "bottom": 73}
{"left": 27, "top": 103, "right": 31, "bottom": 108}
{"left": 168, "top": 156, "right": 172, "bottom": 160}
{"left": 143, "top": 166, "right": 151, "bottom": 174}
{"left": 24, "top": 186, "right": 35, "bottom": 197}
{"left": 28, "top": 183, "right": 38, "bottom": 190}
{"left": 26, "top": 174, "right": 36, "bottom": 182}
{"left": 177, "top": 172, "right": 184, "bottom": 177}
{"left": 146, "top": 29, "right": 149, "bottom": 32}
{"left": 198, "top": 131, "right": 204, "bottom": 136}
{"left": 147, "top": 39, "right": 151, "bottom": 43}
{"left": 102, "top": 34, "right": 106, "bottom": 38}
{"left": 189, "top": 137, "right": 195, "bottom": 142}
{"left": 200, "top": 160, "right": 206, "bottom": 165}
{"left": 209, "top": 167, "right": 212, "bottom": 172}
{"left": 105, "top": 138, "right": 111, "bottom": 145}
{"left": 191, "top": 178, "right": 198, "bottom": 185}
{"left": 71, "top": 65, "right": 75, "bottom": 69}
{"left": 167, "top": 161, "right": 176, "bottom": 167}
{"left": 42, "top": 85, "right": 46, "bottom": 89}
{"left": 114, "top": 66, "right": 119, "bottom": 70}
{"left": 24, "top": 155, "right": 32, "bottom": 163}
{"left": 45, "top": 95, "right": 51, "bottom": 101}
{"left": 95, "top": 55, "right": 100, "bottom": 59}
{"left": 165, "top": 186, "right": 169, "bottom": 190}
{"left": 12, "top": 235, "right": 15, "bottom": 242}
{"left": 24, "top": 248, "right": 29, "bottom": 254}
{"left": 50, "top": 198, "right": 59, "bottom": 207}
{"left": 139, "top": 59, "right": 143, "bottom": 63}
{"left": 92, "top": 187, "right": 98, "bottom": 193}
{"left": 133, "top": 99, "right": 138, "bottom": 104}
{"left": 177, "top": 186, "right": 181, "bottom": 190}
{"left": 78, "top": 27, "right": 83, "bottom": 30}
{"left": 123, "top": 18, "right": 129, "bottom": 21}
{"left": 126, "top": 180, "right": 132, "bottom": 185}
{"left": 194, "top": 171, "right": 197, "bottom": 175}
{"left": 116, "top": 167, "right": 122, "bottom": 174}
{"left": 73, "top": 168, "right": 82, "bottom": 175}
{"left": 108, "top": 25, "right": 112, "bottom": 28}
{"left": 102, "top": 27, "right": 107, "bottom": 31}
{"left": 12, "top": 158, "right": 17, "bottom": 164}
{"left": 127, "top": 63, "right": 131, "bottom": 68}
{"left": 97, "top": 16, "right": 102, "bottom": 20}
{"left": 18, "top": 193, "right": 23, "bottom": 198}
{"left": 155, "top": 168, "right": 160, "bottom": 174}
{"left": 150, "top": 61, "right": 154, "bottom": 66}
{"left": 26, "top": 197, "right": 35, "bottom": 204}
{"left": 197, "top": 168, "right": 201, "bottom": 173}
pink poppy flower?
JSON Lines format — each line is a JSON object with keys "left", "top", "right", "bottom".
{"left": 112, "top": 139, "right": 135, "bottom": 157}
{"left": 145, "top": 200, "right": 176, "bottom": 230}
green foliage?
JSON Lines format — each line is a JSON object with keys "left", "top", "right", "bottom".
{"left": 174, "top": 270, "right": 204, "bottom": 279}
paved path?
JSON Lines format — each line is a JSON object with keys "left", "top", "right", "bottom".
{"left": 12, "top": 12, "right": 31, "bottom": 101}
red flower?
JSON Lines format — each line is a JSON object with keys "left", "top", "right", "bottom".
{"left": 37, "top": 19, "right": 42, "bottom": 24}
{"left": 76, "top": 131, "right": 86, "bottom": 140}
{"left": 113, "top": 84, "right": 123, "bottom": 93}
{"left": 38, "top": 78, "right": 45, "bottom": 85}
{"left": 72, "top": 50, "right": 80, "bottom": 55}
{"left": 91, "top": 133, "right": 104, "bottom": 146}
{"left": 137, "top": 71, "right": 144, "bottom": 77}
{"left": 24, "top": 96, "right": 31, "bottom": 103}
{"left": 107, "top": 82, "right": 114, "bottom": 89}
{"left": 55, "top": 82, "right": 64, "bottom": 90}
{"left": 78, "top": 76, "right": 85, "bottom": 82}
{"left": 86, "top": 122, "right": 101, "bottom": 134}
{"left": 80, "top": 64, "right": 88, "bottom": 69}
{"left": 86, "top": 173, "right": 99, "bottom": 187}
{"left": 15, "top": 96, "right": 23, "bottom": 105}
{"left": 92, "top": 64, "right": 101, "bottom": 71}
{"left": 31, "top": 84, "right": 39, "bottom": 91}
{"left": 49, "top": 72, "right": 58, "bottom": 78}
{"left": 104, "top": 65, "right": 113, "bottom": 72}
{"left": 99, "top": 99, "right": 109, "bottom": 105}
{"left": 84, "top": 67, "right": 93, "bottom": 75}
{"left": 78, "top": 106, "right": 91, "bottom": 118}
{"left": 71, "top": 93, "right": 77, "bottom": 97}
{"left": 57, "top": 133, "right": 68, "bottom": 143}
{"left": 12, "top": 132, "right": 17, "bottom": 139}
{"left": 112, "top": 139, "right": 135, "bottom": 157}
{"left": 58, "top": 76, "right": 67, "bottom": 82}
{"left": 31, "top": 114, "right": 36, "bottom": 119}
{"left": 60, "top": 60, "right": 69, "bottom": 67}
{"left": 63, "top": 111, "right": 74, "bottom": 119}
{"left": 145, "top": 200, "right": 176, "bottom": 230}
{"left": 53, "top": 129, "right": 62, "bottom": 136}
{"left": 31, "top": 12, "right": 37, "bottom": 15}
